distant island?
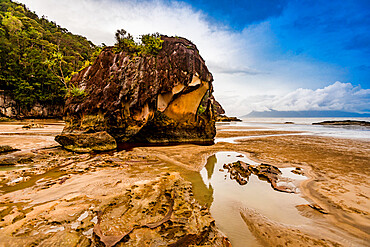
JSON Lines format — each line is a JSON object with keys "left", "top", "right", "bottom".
{"left": 242, "top": 110, "right": 370, "bottom": 118}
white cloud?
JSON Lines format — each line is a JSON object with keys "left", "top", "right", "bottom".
{"left": 17, "top": 0, "right": 243, "bottom": 68}
{"left": 230, "top": 82, "right": 370, "bottom": 116}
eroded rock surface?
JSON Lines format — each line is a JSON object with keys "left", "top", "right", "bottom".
{"left": 57, "top": 36, "right": 216, "bottom": 151}
{"left": 241, "top": 208, "right": 342, "bottom": 247}
{"left": 223, "top": 161, "right": 297, "bottom": 193}
{"left": 0, "top": 147, "right": 230, "bottom": 247}
{"left": 93, "top": 173, "right": 229, "bottom": 246}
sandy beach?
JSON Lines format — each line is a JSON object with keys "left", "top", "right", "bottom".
{"left": 0, "top": 120, "right": 369, "bottom": 246}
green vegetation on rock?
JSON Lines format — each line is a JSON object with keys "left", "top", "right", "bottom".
{"left": 0, "top": 0, "right": 98, "bottom": 109}
{"left": 113, "top": 29, "right": 163, "bottom": 56}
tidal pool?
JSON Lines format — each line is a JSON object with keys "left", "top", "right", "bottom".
{"left": 0, "top": 165, "right": 25, "bottom": 172}
{"left": 195, "top": 151, "right": 311, "bottom": 247}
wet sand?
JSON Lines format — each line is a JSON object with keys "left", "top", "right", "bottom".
{"left": 130, "top": 125, "right": 370, "bottom": 245}
{"left": 215, "top": 130, "right": 302, "bottom": 138}
{"left": 0, "top": 120, "right": 369, "bottom": 246}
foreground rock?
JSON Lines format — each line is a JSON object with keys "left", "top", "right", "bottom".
{"left": 93, "top": 173, "right": 229, "bottom": 246}
{"left": 0, "top": 148, "right": 230, "bottom": 247}
{"left": 312, "top": 120, "right": 370, "bottom": 126}
{"left": 57, "top": 36, "right": 217, "bottom": 152}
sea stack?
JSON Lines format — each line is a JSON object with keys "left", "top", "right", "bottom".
{"left": 55, "top": 36, "right": 216, "bottom": 152}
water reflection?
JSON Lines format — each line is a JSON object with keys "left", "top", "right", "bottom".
{"left": 198, "top": 151, "right": 310, "bottom": 247}
{"left": 205, "top": 155, "right": 216, "bottom": 181}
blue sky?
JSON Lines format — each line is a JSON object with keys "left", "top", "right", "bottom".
{"left": 18, "top": 0, "right": 370, "bottom": 115}
{"left": 183, "top": 0, "right": 370, "bottom": 87}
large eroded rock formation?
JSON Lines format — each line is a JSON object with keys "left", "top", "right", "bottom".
{"left": 56, "top": 36, "right": 216, "bottom": 152}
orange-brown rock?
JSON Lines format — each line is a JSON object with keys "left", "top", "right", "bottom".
{"left": 56, "top": 36, "right": 216, "bottom": 151}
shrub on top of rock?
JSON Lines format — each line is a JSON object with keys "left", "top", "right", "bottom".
{"left": 113, "top": 29, "right": 164, "bottom": 56}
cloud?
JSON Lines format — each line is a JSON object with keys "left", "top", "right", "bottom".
{"left": 17, "top": 0, "right": 341, "bottom": 88}
{"left": 232, "top": 82, "right": 370, "bottom": 115}
{"left": 17, "top": 0, "right": 251, "bottom": 76}
{"left": 207, "top": 61, "right": 263, "bottom": 75}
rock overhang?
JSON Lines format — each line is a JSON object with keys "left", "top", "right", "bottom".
{"left": 56, "top": 35, "right": 216, "bottom": 152}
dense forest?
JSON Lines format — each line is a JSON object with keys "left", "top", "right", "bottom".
{"left": 0, "top": 0, "right": 99, "bottom": 110}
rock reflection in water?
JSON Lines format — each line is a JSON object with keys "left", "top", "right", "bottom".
{"left": 198, "top": 152, "right": 310, "bottom": 247}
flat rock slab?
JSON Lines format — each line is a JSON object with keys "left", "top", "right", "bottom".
{"left": 55, "top": 131, "right": 117, "bottom": 153}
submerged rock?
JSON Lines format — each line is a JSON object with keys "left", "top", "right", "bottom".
{"left": 56, "top": 36, "right": 216, "bottom": 151}
{"left": 223, "top": 161, "right": 296, "bottom": 193}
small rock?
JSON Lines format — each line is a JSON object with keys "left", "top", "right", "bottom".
{"left": 22, "top": 123, "right": 44, "bottom": 129}
{"left": 0, "top": 145, "right": 19, "bottom": 154}
{"left": 291, "top": 167, "right": 304, "bottom": 175}
{"left": 309, "top": 204, "right": 329, "bottom": 214}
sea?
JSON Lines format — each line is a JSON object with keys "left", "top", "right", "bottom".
{"left": 218, "top": 117, "right": 370, "bottom": 141}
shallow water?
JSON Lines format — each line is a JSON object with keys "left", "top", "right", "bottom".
{"left": 0, "top": 167, "right": 65, "bottom": 194}
{"left": 197, "top": 151, "right": 310, "bottom": 247}
{"left": 219, "top": 117, "right": 370, "bottom": 140}
{"left": 215, "top": 132, "right": 311, "bottom": 143}
{"left": 0, "top": 165, "right": 27, "bottom": 172}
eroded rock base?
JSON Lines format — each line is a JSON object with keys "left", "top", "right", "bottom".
{"left": 55, "top": 131, "right": 117, "bottom": 153}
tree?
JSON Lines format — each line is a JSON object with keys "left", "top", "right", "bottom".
{"left": 2, "top": 11, "right": 22, "bottom": 34}
{"left": 0, "top": 0, "right": 98, "bottom": 109}
{"left": 114, "top": 29, "right": 139, "bottom": 53}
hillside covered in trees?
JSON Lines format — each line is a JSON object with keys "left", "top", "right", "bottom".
{"left": 0, "top": 0, "right": 99, "bottom": 117}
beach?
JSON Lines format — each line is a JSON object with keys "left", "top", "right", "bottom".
{"left": 0, "top": 118, "right": 369, "bottom": 246}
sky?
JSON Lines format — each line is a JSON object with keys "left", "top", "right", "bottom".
{"left": 17, "top": 0, "right": 370, "bottom": 116}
